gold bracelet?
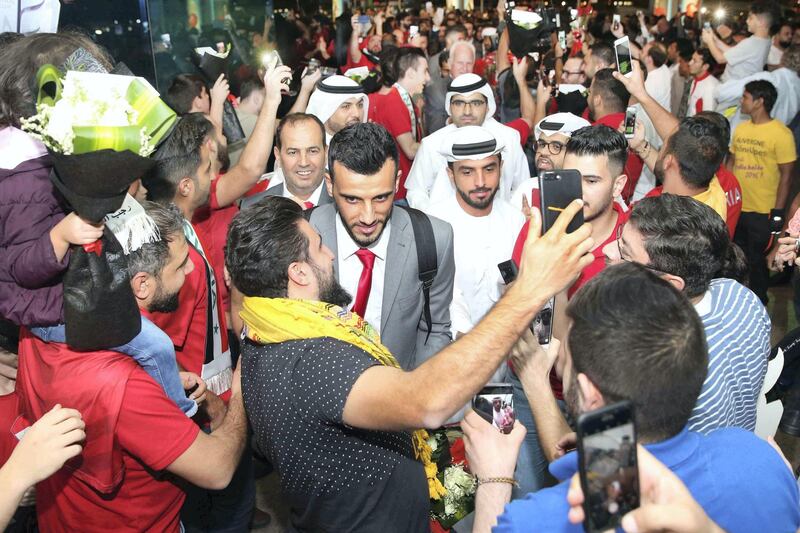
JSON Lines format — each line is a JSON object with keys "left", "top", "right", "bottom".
{"left": 635, "top": 141, "right": 650, "bottom": 159}
{"left": 476, "top": 476, "right": 519, "bottom": 487}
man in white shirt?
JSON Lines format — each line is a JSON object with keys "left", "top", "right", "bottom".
{"left": 642, "top": 41, "right": 673, "bottom": 112}
{"left": 239, "top": 114, "right": 333, "bottom": 210}
{"left": 406, "top": 73, "right": 529, "bottom": 211}
{"left": 424, "top": 126, "right": 525, "bottom": 341}
{"left": 305, "top": 75, "right": 368, "bottom": 145}
{"left": 702, "top": 1, "right": 776, "bottom": 86}
{"left": 768, "top": 23, "right": 793, "bottom": 70}
{"left": 687, "top": 49, "right": 720, "bottom": 117}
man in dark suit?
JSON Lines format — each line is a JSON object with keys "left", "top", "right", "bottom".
{"left": 240, "top": 113, "right": 334, "bottom": 211}
{"left": 309, "top": 123, "right": 456, "bottom": 370}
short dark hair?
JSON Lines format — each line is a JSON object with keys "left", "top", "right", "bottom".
{"left": 567, "top": 262, "right": 708, "bottom": 442}
{"left": 566, "top": 125, "right": 628, "bottom": 177}
{"left": 695, "top": 111, "right": 730, "bottom": 150}
{"left": 589, "top": 41, "right": 617, "bottom": 69}
{"left": 239, "top": 77, "right": 264, "bottom": 101}
{"left": 165, "top": 74, "right": 206, "bottom": 115}
{"left": 675, "top": 38, "right": 695, "bottom": 62}
{"left": 276, "top": 113, "right": 327, "bottom": 150}
{"left": 695, "top": 48, "right": 717, "bottom": 71}
{"left": 591, "top": 68, "right": 630, "bottom": 113}
{"left": 628, "top": 194, "right": 748, "bottom": 298}
{"left": 127, "top": 202, "right": 185, "bottom": 279}
{"left": 225, "top": 196, "right": 308, "bottom": 297}
{"left": 380, "top": 45, "right": 400, "bottom": 88}
{"left": 745, "top": 79, "right": 778, "bottom": 114}
{"left": 328, "top": 122, "right": 398, "bottom": 181}
{"left": 664, "top": 116, "right": 725, "bottom": 189}
{"left": 395, "top": 46, "right": 426, "bottom": 79}
{"left": 144, "top": 113, "right": 214, "bottom": 203}
{"left": 446, "top": 24, "right": 468, "bottom": 39}
{"left": 647, "top": 42, "right": 668, "bottom": 68}
{"left": 750, "top": 0, "right": 780, "bottom": 29}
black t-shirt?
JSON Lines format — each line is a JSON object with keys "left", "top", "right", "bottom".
{"left": 241, "top": 337, "right": 429, "bottom": 533}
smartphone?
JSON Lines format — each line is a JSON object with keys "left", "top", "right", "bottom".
{"left": 497, "top": 260, "right": 555, "bottom": 348}
{"left": 612, "top": 13, "right": 621, "bottom": 30}
{"left": 703, "top": 21, "right": 711, "bottom": 30}
{"left": 472, "top": 384, "right": 515, "bottom": 434}
{"left": 358, "top": 15, "right": 370, "bottom": 24}
{"left": 409, "top": 25, "right": 419, "bottom": 37}
{"left": 558, "top": 30, "right": 567, "bottom": 50}
{"left": 577, "top": 401, "right": 640, "bottom": 533}
{"left": 539, "top": 169, "right": 584, "bottom": 234}
{"left": 623, "top": 106, "right": 636, "bottom": 139}
{"left": 614, "top": 36, "right": 633, "bottom": 77}
{"left": 262, "top": 49, "right": 283, "bottom": 70}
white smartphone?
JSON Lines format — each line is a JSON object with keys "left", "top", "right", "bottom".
{"left": 613, "top": 13, "right": 621, "bottom": 29}
{"left": 614, "top": 36, "right": 633, "bottom": 77}
{"left": 624, "top": 106, "right": 636, "bottom": 139}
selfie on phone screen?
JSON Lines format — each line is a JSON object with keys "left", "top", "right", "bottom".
{"left": 473, "top": 385, "right": 515, "bottom": 434}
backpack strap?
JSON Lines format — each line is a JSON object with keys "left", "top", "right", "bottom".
{"left": 398, "top": 205, "right": 438, "bottom": 344}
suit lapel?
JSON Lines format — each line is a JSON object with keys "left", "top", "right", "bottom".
{"left": 266, "top": 182, "right": 284, "bottom": 197}
{"left": 381, "top": 209, "right": 413, "bottom": 332}
{"left": 318, "top": 185, "right": 333, "bottom": 206}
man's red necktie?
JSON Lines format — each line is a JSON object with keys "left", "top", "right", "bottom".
{"left": 351, "top": 248, "right": 376, "bottom": 318}
{"left": 303, "top": 201, "right": 314, "bottom": 210}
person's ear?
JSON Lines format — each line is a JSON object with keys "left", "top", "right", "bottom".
{"left": 395, "top": 168, "right": 402, "bottom": 193}
{"left": 178, "top": 176, "right": 194, "bottom": 199}
{"left": 325, "top": 172, "right": 334, "bottom": 196}
{"left": 130, "top": 271, "right": 154, "bottom": 301}
{"left": 661, "top": 273, "right": 686, "bottom": 293}
{"left": 287, "top": 261, "right": 311, "bottom": 288}
{"left": 577, "top": 373, "right": 605, "bottom": 411}
{"left": 612, "top": 173, "right": 628, "bottom": 199}
{"left": 273, "top": 145, "right": 280, "bottom": 163}
{"left": 446, "top": 165, "right": 455, "bottom": 185}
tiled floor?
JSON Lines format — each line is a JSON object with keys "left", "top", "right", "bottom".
{"left": 251, "top": 278, "right": 800, "bottom": 532}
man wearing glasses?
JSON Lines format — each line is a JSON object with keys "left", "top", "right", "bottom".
{"left": 604, "top": 194, "right": 769, "bottom": 436}
{"left": 405, "top": 73, "right": 530, "bottom": 211}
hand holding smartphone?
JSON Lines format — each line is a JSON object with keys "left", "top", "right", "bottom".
{"left": 623, "top": 106, "right": 637, "bottom": 139}
{"left": 473, "top": 384, "right": 515, "bottom": 434}
{"left": 577, "top": 401, "right": 640, "bottom": 532}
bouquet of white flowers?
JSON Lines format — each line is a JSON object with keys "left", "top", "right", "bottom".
{"left": 429, "top": 429, "right": 477, "bottom": 531}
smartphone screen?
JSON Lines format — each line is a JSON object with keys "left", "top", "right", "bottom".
{"left": 577, "top": 401, "right": 640, "bottom": 532}
{"left": 472, "top": 384, "right": 515, "bottom": 434}
{"left": 532, "top": 298, "right": 554, "bottom": 348}
{"left": 358, "top": 15, "right": 371, "bottom": 24}
{"left": 612, "top": 14, "right": 621, "bottom": 29}
{"left": 539, "top": 169, "right": 584, "bottom": 234}
{"left": 624, "top": 106, "right": 636, "bottom": 139}
{"left": 558, "top": 30, "right": 567, "bottom": 50}
{"left": 614, "top": 36, "right": 632, "bottom": 77}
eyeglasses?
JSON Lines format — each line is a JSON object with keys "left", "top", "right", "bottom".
{"left": 451, "top": 99, "right": 486, "bottom": 109}
{"left": 533, "top": 140, "right": 566, "bottom": 155}
{"left": 615, "top": 223, "right": 671, "bottom": 275}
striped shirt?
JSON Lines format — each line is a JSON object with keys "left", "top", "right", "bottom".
{"left": 688, "top": 278, "right": 770, "bottom": 434}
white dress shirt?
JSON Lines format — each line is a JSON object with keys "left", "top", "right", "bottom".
{"left": 335, "top": 214, "right": 391, "bottom": 334}
{"left": 644, "top": 64, "right": 673, "bottom": 112}
{"left": 405, "top": 118, "right": 530, "bottom": 211}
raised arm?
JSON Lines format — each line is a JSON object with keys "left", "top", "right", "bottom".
{"left": 513, "top": 57, "right": 536, "bottom": 128}
{"left": 349, "top": 15, "right": 364, "bottom": 65}
{"left": 214, "top": 66, "right": 291, "bottom": 207}
{"left": 613, "top": 61, "right": 679, "bottom": 142}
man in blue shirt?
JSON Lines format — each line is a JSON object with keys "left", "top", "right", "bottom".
{"left": 466, "top": 263, "right": 799, "bottom": 532}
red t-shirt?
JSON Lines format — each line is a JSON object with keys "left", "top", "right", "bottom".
{"left": 505, "top": 118, "right": 532, "bottom": 146}
{"left": 16, "top": 332, "right": 200, "bottom": 533}
{"left": 511, "top": 203, "right": 624, "bottom": 398}
{"left": 593, "top": 113, "right": 644, "bottom": 203}
{"left": 369, "top": 87, "right": 419, "bottom": 199}
{"left": 0, "top": 392, "right": 20, "bottom": 466}
{"left": 344, "top": 48, "right": 377, "bottom": 72}
{"left": 643, "top": 164, "right": 742, "bottom": 238}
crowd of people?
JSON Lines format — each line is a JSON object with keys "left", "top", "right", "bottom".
{"left": 1, "top": 0, "right": 800, "bottom": 531}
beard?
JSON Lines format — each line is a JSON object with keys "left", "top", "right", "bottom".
{"left": 457, "top": 186, "right": 498, "bottom": 211}
{"left": 779, "top": 39, "right": 791, "bottom": 49}
{"left": 310, "top": 261, "right": 352, "bottom": 309}
{"left": 150, "top": 282, "right": 181, "bottom": 313}
{"left": 342, "top": 205, "right": 392, "bottom": 248}
{"left": 583, "top": 194, "right": 612, "bottom": 223}
{"left": 564, "top": 371, "right": 581, "bottom": 421}
{"left": 654, "top": 154, "right": 666, "bottom": 185}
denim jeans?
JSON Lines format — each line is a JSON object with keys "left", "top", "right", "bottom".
{"left": 510, "top": 372, "right": 556, "bottom": 498}
{"left": 32, "top": 317, "right": 197, "bottom": 417}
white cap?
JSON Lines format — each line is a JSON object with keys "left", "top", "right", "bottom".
{"left": 445, "top": 73, "right": 496, "bottom": 122}
{"left": 306, "top": 75, "right": 368, "bottom": 126}
{"left": 438, "top": 125, "right": 504, "bottom": 162}
{"left": 534, "top": 112, "right": 591, "bottom": 140}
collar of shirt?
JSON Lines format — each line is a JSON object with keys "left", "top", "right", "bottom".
{"left": 694, "top": 288, "right": 713, "bottom": 317}
{"left": 335, "top": 212, "right": 392, "bottom": 261}
{"left": 593, "top": 112, "right": 625, "bottom": 129}
{"left": 549, "top": 426, "right": 698, "bottom": 481}
{"left": 283, "top": 179, "right": 325, "bottom": 206}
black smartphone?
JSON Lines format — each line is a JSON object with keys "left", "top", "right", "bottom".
{"left": 577, "top": 401, "right": 640, "bottom": 532}
{"left": 539, "top": 169, "right": 584, "bottom": 234}
{"left": 614, "top": 36, "right": 633, "bottom": 77}
{"left": 472, "top": 383, "right": 515, "bottom": 434}
{"left": 623, "top": 105, "right": 637, "bottom": 139}
{"left": 498, "top": 259, "right": 518, "bottom": 285}
{"left": 498, "top": 260, "right": 555, "bottom": 347}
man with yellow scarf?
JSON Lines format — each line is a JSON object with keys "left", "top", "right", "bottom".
{"left": 225, "top": 186, "right": 594, "bottom": 530}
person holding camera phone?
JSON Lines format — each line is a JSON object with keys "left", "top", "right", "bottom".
{"left": 224, "top": 122, "right": 596, "bottom": 531}
{"left": 465, "top": 263, "right": 799, "bottom": 533}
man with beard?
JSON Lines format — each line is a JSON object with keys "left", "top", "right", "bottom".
{"left": 224, "top": 178, "right": 595, "bottom": 532}
{"left": 308, "top": 123, "right": 455, "bottom": 370}
{"left": 465, "top": 263, "right": 800, "bottom": 532}
{"left": 423, "top": 127, "right": 524, "bottom": 346}
{"left": 345, "top": 14, "right": 383, "bottom": 72}
{"left": 508, "top": 125, "right": 628, "bottom": 496}
{"left": 305, "top": 76, "right": 369, "bottom": 145}
{"left": 14, "top": 201, "right": 249, "bottom": 531}
{"left": 406, "top": 73, "right": 530, "bottom": 211}
{"left": 768, "top": 23, "right": 793, "bottom": 70}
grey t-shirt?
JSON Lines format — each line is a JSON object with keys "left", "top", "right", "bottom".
{"left": 721, "top": 36, "right": 770, "bottom": 83}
